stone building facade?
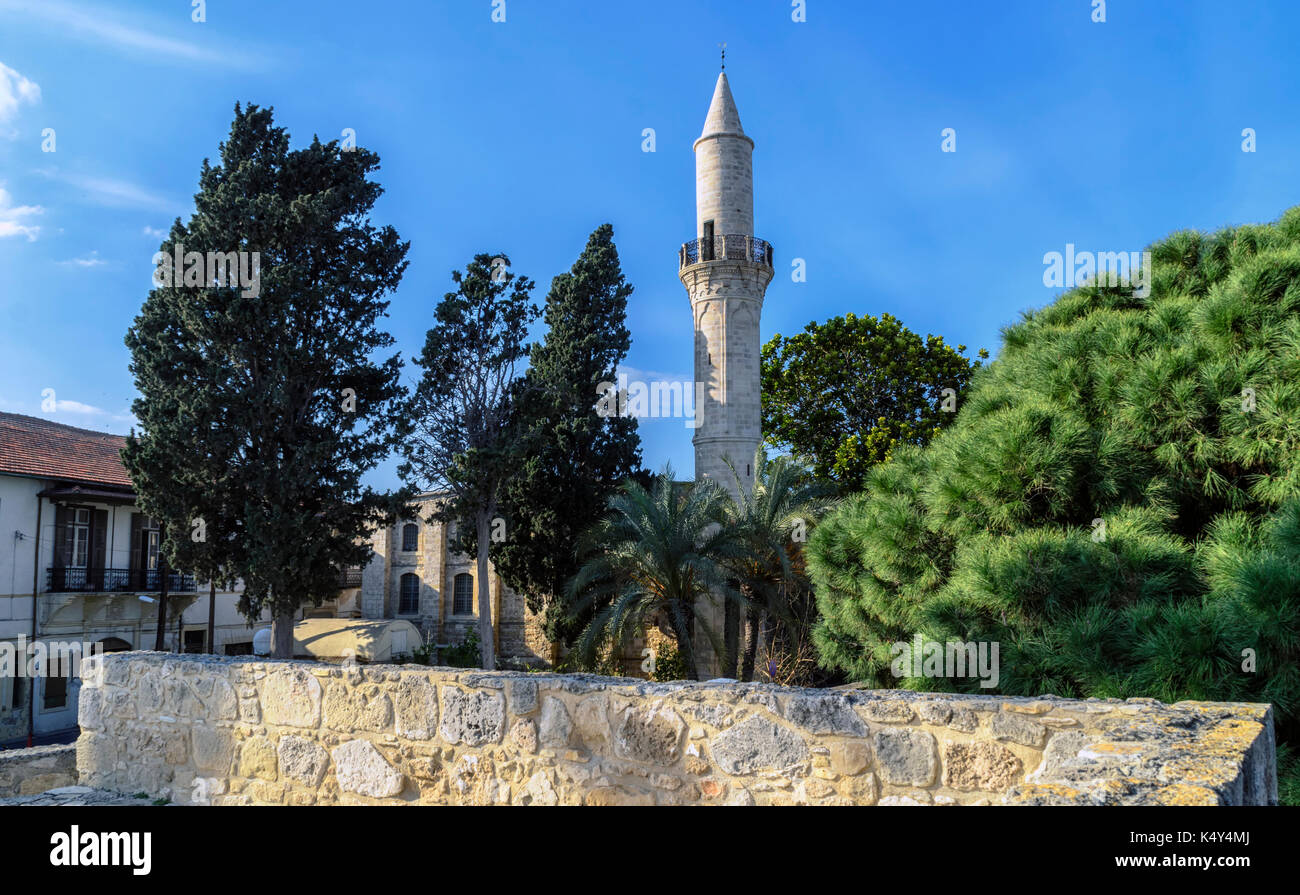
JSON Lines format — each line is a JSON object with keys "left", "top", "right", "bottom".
{"left": 0, "top": 412, "right": 257, "bottom": 745}
{"left": 350, "top": 492, "right": 551, "bottom": 668}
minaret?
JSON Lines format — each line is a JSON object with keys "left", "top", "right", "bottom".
{"left": 679, "top": 68, "right": 773, "bottom": 499}
{"left": 679, "top": 66, "right": 773, "bottom": 678}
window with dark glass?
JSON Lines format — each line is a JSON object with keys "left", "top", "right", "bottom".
{"left": 43, "top": 675, "right": 68, "bottom": 711}
{"left": 402, "top": 523, "right": 418, "bottom": 552}
{"left": 399, "top": 573, "right": 420, "bottom": 615}
{"left": 453, "top": 573, "right": 474, "bottom": 615}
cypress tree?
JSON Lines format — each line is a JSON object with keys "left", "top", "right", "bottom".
{"left": 125, "top": 104, "right": 410, "bottom": 657}
{"left": 491, "top": 224, "right": 645, "bottom": 650}
{"left": 399, "top": 253, "right": 538, "bottom": 671}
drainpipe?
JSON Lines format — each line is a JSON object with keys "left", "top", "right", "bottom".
{"left": 27, "top": 492, "right": 42, "bottom": 747}
{"left": 207, "top": 581, "right": 216, "bottom": 654}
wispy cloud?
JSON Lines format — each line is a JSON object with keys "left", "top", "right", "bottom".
{"left": 0, "top": 0, "right": 265, "bottom": 69}
{"left": 0, "top": 183, "right": 42, "bottom": 240}
{"left": 0, "top": 393, "right": 136, "bottom": 431}
{"left": 49, "top": 398, "right": 136, "bottom": 430}
{"left": 35, "top": 167, "right": 179, "bottom": 213}
{"left": 0, "top": 61, "right": 40, "bottom": 133}
{"left": 142, "top": 225, "right": 166, "bottom": 239}
{"left": 60, "top": 250, "right": 108, "bottom": 268}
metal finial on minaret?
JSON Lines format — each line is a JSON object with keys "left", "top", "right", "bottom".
{"left": 719, "top": 42, "right": 726, "bottom": 70}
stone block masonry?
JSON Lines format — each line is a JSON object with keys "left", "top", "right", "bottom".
{"left": 74, "top": 652, "right": 1277, "bottom": 806}
{"left": 0, "top": 744, "right": 77, "bottom": 797}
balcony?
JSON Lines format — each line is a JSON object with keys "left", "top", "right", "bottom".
{"left": 679, "top": 234, "right": 773, "bottom": 270}
{"left": 46, "top": 567, "right": 197, "bottom": 594}
{"left": 337, "top": 566, "right": 363, "bottom": 588}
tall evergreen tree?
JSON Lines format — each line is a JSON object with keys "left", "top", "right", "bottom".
{"left": 491, "top": 224, "right": 645, "bottom": 649}
{"left": 125, "top": 104, "right": 410, "bottom": 658}
{"left": 399, "top": 253, "right": 538, "bottom": 670}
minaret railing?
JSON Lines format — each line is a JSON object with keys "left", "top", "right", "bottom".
{"left": 679, "top": 235, "right": 773, "bottom": 270}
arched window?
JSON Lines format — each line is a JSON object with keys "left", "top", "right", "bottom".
{"left": 453, "top": 573, "right": 474, "bottom": 615}
{"left": 399, "top": 573, "right": 420, "bottom": 615}
{"left": 402, "top": 523, "right": 418, "bottom": 552}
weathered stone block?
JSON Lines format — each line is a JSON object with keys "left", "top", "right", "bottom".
{"left": 261, "top": 667, "right": 322, "bottom": 728}
{"left": 395, "top": 675, "right": 439, "bottom": 740}
{"left": 614, "top": 703, "right": 686, "bottom": 764}
{"left": 509, "top": 678, "right": 538, "bottom": 715}
{"left": 787, "top": 694, "right": 870, "bottom": 734}
{"left": 239, "top": 737, "right": 278, "bottom": 781}
{"left": 538, "top": 697, "right": 573, "bottom": 749}
{"left": 511, "top": 718, "right": 538, "bottom": 754}
{"left": 712, "top": 716, "right": 809, "bottom": 776}
{"left": 277, "top": 735, "right": 329, "bottom": 787}
{"left": 332, "top": 739, "right": 404, "bottom": 798}
{"left": 944, "top": 741, "right": 1022, "bottom": 791}
{"left": 829, "top": 740, "right": 871, "bottom": 776}
{"left": 439, "top": 688, "right": 505, "bottom": 746}
{"left": 323, "top": 682, "right": 392, "bottom": 733}
{"left": 991, "top": 712, "right": 1047, "bottom": 747}
{"left": 873, "top": 729, "right": 937, "bottom": 786}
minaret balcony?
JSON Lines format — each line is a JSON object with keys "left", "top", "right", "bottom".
{"left": 679, "top": 234, "right": 773, "bottom": 270}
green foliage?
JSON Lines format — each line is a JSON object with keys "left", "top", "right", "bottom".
{"left": 718, "top": 447, "right": 838, "bottom": 680}
{"left": 440, "top": 628, "right": 483, "bottom": 669}
{"left": 761, "top": 312, "right": 986, "bottom": 492}
{"left": 567, "top": 467, "right": 744, "bottom": 680}
{"left": 651, "top": 641, "right": 688, "bottom": 682}
{"left": 808, "top": 208, "right": 1300, "bottom": 752}
{"left": 491, "top": 224, "right": 646, "bottom": 648}
{"left": 398, "top": 252, "right": 539, "bottom": 670}
{"left": 1277, "top": 743, "right": 1300, "bottom": 807}
{"left": 124, "top": 104, "right": 410, "bottom": 652}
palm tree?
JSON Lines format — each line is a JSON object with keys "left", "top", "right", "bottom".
{"left": 722, "top": 447, "right": 837, "bottom": 681}
{"left": 567, "top": 466, "right": 744, "bottom": 680}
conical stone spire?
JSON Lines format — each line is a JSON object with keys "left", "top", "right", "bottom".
{"left": 700, "top": 71, "right": 746, "bottom": 140}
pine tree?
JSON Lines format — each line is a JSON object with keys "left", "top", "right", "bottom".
{"left": 399, "top": 253, "right": 538, "bottom": 670}
{"left": 124, "top": 104, "right": 410, "bottom": 658}
{"left": 491, "top": 224, "right": 645, "bottom": 650}
{"left": 806, "top": 207, "right": 1300, "bottom": 790}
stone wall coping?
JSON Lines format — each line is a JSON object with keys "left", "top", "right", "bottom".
{"left": 74, "top": 651, "right": 1278, "bottom": 806}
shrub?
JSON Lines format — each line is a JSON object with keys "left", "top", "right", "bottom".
{"left": 808, "top": 208, "right": 1300, "bottom": 793}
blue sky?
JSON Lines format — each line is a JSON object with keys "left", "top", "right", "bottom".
{"left": 1, "top": 0, "right": 1298, "bottom": 489}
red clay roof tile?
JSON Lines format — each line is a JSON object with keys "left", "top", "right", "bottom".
{"left": 0, "top": 412, "right": 133, "bottom": 489}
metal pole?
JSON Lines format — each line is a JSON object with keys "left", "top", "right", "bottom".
{"left": 27, "top": 493, "right": 42, "bottom": 747}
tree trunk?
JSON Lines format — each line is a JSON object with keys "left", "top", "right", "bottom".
{"left": 740, "top": 607, "right": 762, "bottom": 682}
{"left": 153, "top": 559, "right": 169, "bottom": 651}
{"left": 475, "top": 510, "right": 496, "bottom": 670}
{"left": 272, "top": 610, "right": 294, "bottom": 658}
{"left": 722, "top": 595, "right": 740, "bottom": 680}
{"left": 207, "top": 581, "right": 216, "bottom": 654}
{"left": 670, "top": 604, "right": 699, "bottom": 681}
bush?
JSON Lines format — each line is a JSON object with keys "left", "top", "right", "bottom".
{"left": 808, "top": 208, "right": 1300, "bottom": 766}
{"left": 440, "top": 629, "right": 483, "bottom": 669}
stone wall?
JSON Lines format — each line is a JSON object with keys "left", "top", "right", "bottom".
{"left": 75, "top": 652, "right": 1277, "bottom": 806}
{"left": 0, "top": 744, "right": 77, "bottom": 797}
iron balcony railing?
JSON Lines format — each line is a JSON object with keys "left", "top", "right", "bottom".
{"left": 337, "top": 566, "right": 363, "bottom": 588}
{"left": 46, "top": 567, "right": 197, "bottom": 594}
{"left": 680, "top": 234, "right": 774, "bottom": 269}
